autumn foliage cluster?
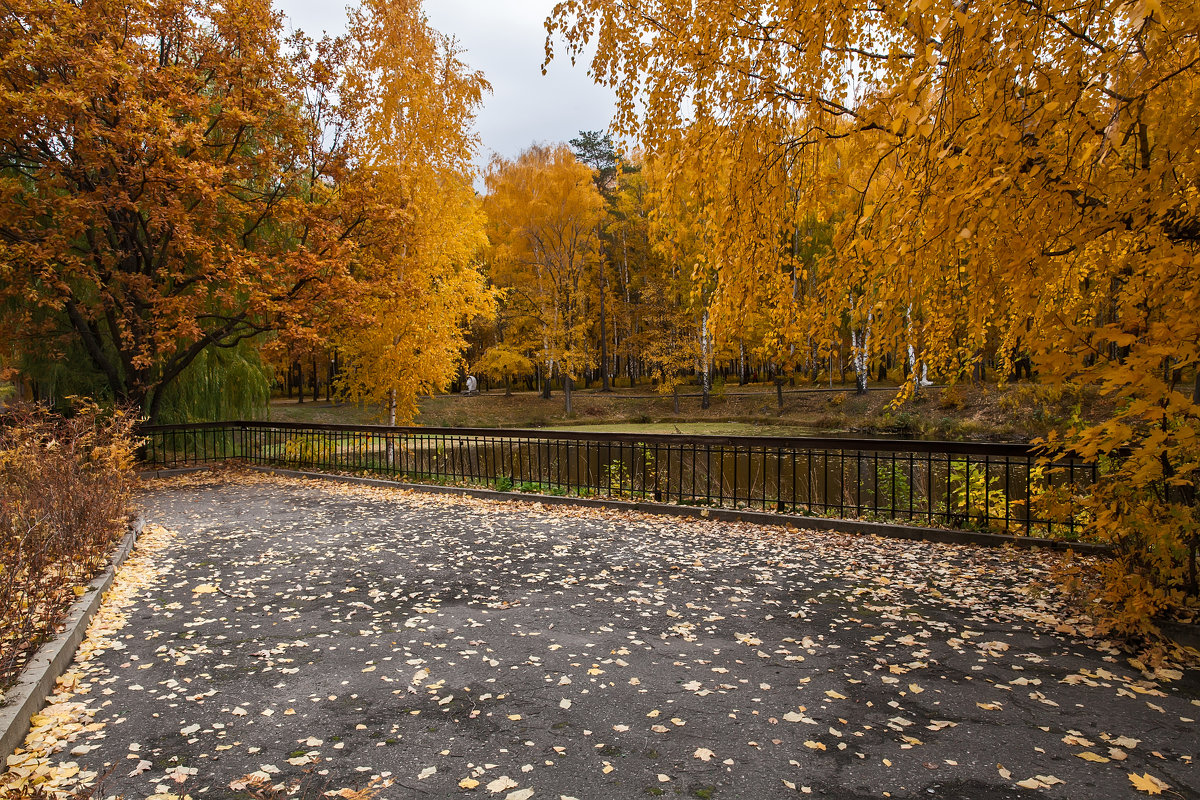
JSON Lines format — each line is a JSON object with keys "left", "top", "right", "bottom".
{"left": 0, "top": 403, "right": 138, "bottom": 688}
{"left": 542, "top": 0, "right": 1200, "bottom": 634}
{"left": 477, "top": 135, "right": 719, "bottom": 410}
{"left": 0, "top": 0, "right": 492, "bottom": 424}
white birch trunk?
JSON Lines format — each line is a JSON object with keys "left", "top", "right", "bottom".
{"left": 851, "top": 310, "right": 872, "bottom": 395}
{"left": 387, "top": 388, "right": 396, "bottom": 467}
{"left": 905, "top": 303, "right": 933, "bottom": 390}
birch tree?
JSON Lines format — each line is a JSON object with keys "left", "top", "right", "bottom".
{"left": 547, "top": 0, "right": 1200, "bottom": 633}
{"left": 482, "top": 145, "right": 605, "bottom": 414}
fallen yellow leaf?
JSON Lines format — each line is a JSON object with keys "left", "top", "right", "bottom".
{"left": 1129, "top": 772, "right": 1170, "bottom": 795}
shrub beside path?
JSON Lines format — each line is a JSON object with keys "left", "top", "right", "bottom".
{"left": 1, "top": 471, "right": 1196, "bottom": 799}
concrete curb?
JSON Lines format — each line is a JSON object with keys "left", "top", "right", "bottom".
{"left": 0, "top": 516, "right": 145, "bottom": 765}
{"left": 244, "top": 466, "right": 1112, "bottom": 556}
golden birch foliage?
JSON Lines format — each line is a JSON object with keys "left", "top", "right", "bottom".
{"left": 607, "top": 166, "right": 699, "bottom": 392}
{"left": 329, "top": 0, "right": 494, "bottom": 424}
{"left": 635, "top": 154, "right": 719, "bottom": 389}
{"left": 483, "top": 145, "right": 605, "bottom": 382}
{"left": 334, "top": 174, "right": 493, "bottom": 424}
{"left": 474, "top": 344, "right": 535, "bottom": 394}
{"left": 341, "top": 0, "right": 485, "bottom": 176}
{"left": 549, "top": 0, "right": 1200, "bottom": 632}
{"left": 641, "top": 126, "right": 856, "bottom": 378}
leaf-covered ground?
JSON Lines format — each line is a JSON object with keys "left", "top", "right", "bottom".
{"left": 3, "top": 472, "right": 1196, "bottom": 799}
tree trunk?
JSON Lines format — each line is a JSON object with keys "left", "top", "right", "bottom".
{"left": 701, "top": 310, "right": 711, "bottom": 409}
{"left": 850, "top": 311, "right": 872, "bottom": 395}
{"left": 599, "top": 266, "right": 611, "bottom": 392}
{"left": 387, "top": 389, "right": 396, "bottom": 466}
{"left": 564, "top": 374, "right": 573, "bottom": 414}
{"left": 505, "top": 375, "right": 513, "bottom": 397}
{"left": 776, "top": 377, "right": 784, "bottom": 410}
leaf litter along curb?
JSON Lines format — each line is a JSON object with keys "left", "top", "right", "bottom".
{"left": 2, "top": 470, "right": 1196, "bottom": 799}
{"left": 0, "top": 523, "right": 175, "bottom": 798}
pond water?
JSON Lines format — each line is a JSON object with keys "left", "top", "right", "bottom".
{"left": 542, "top": 421, "right": 919, "bottom": 440}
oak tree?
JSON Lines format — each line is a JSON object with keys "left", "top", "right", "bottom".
{"left": 0, "top": 0, "right": 490, "bottom": 424}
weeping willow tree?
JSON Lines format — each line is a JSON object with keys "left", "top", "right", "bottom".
{"left": 153, "top": 342, "right": 271, "bottom": 424}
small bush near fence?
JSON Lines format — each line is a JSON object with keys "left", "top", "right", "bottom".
{"left": 0, "top": 402, "right": 138, "bottom": 690}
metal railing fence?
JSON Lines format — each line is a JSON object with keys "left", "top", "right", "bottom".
{"left": 138, "top": 421, "right": 1099, "bottom": 538}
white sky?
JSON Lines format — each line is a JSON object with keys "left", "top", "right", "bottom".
{"left": 276, "top": 0, "right": 617, "bottom": 174}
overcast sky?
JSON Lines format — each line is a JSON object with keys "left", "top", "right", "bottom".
{"left": 277, "top": 0, "right": 617, "bottom": 173}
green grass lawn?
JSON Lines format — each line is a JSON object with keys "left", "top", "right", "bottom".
{"left": 267, "top": 399, "right": 382, "bottom": 426}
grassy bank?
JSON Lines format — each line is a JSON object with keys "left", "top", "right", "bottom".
{"left": 268, "top": 380, "right": 1109, "bottom": 442}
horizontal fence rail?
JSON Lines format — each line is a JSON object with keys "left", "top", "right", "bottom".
{"left": 137, "top": 421, "right": 1099, "bottom": 538}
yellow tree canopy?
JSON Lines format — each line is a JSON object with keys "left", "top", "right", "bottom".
{"left": 548, "top": 0, "right": 1200, "bottom": 630}
{"left": 0, "top": 0, "right": 488, "bottom": 422}
{"left": 483, "top": 144, "right": 605, "bottom": 382}
{"left": 606, "top": 164, "right": 700, "bottom": 392}
{"left": 334, "top": 175, "right": 494, "bottom": 424}
{"left": 474, "top": 343, "right": 535, "bottom": 394}
{"left": 330, "top": 0, "right": 495, "bottom": 424}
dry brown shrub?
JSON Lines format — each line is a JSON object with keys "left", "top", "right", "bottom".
{"left": 0, "top": 401, "right": 138, "bottom": 688}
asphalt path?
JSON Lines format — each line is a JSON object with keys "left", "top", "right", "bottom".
{"left": 3, "top": 472, "right": 1197, "bottom": 799}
